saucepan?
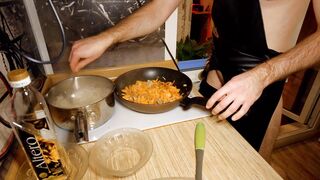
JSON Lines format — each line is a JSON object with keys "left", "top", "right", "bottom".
{"left": 114, "top": 67, "right": 208, "bottom": 113}
{"left": 45, "top": 75, "right": 115, "bottom": 143}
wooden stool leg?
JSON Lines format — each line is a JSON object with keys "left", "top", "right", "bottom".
{"left": 259, "top": 96, "right": 283, "bottom": 162}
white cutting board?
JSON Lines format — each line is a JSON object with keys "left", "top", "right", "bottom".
{"left": 55, "top": 98, "right": 210, "bottom": 143}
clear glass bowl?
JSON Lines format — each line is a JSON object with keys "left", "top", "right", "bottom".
{"left": 89, "top": 128, "right": 153, "bottom": 177}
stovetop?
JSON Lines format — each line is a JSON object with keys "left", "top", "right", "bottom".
{"left": 55, "top": 94, "right": 210, "bottom": 143}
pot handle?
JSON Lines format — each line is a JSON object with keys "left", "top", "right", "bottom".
{"left": 73, "top": 111, "right": 89, "bottom": 143}
{"left": 180, "top": 96, "right": 209, "bottom": 110}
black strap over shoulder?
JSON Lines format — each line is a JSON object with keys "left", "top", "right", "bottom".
{"left": 209, "top": 0, "right": 280, "bottom": 81}
{"left": 212, "top": 0, "right": 269, "bottom": 56}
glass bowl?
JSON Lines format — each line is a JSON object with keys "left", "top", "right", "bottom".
{"left": 89, "top": 128, "right": 153, "bottom": 177}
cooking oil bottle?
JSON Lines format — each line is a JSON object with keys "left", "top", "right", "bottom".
{"left": 4, "top": 69, "right": 70, "bottom": 179}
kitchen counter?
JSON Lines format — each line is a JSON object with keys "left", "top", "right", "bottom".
{"left": 81, "top": 117, "right": 282, "bottom": 180}
{"left": 3, "top": 61, "right": 282, "bottom": 180}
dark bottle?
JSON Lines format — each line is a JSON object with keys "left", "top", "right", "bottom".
{"left": 4, "top": 69, "right": 69, "bottom": 180}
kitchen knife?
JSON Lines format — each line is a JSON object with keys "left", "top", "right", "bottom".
{"left": 195, "top": 122, "right": 206, "bottom": 180}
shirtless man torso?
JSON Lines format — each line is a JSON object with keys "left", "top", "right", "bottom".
{"left": 262, "top": 0, "right": 312, "bottom": 52}
{"left": 207, "top": 0, "right": 319, "bottom": 89}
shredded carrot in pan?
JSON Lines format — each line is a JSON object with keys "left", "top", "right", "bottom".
{"left": 121, "top": 79, "right": 182, "bottom": 104}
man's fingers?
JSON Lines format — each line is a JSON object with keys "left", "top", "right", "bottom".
{"left": 69, "top": 51, "right": 81, "bottom": 73}
{"left": 69, "top": 54, "right": 80, "bottom": 71}
{"left": 74, "top": 57, "right": 96, "bottom": 72}
{"left": 211, "top": 94, "right": 234, "bottom": 115}
{"left": 231, "top": 103, "right": 250, "bottom": 121}
{"left": 217, "top": 101, "right": 242, "bottom": 120}
{"left": 206, "top": 87, "right": 228, "bottom": 109}
{"left": 68, "top": 41, "right": 81, "bottom": 62}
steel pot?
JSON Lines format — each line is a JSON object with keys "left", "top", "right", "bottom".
{"left": 45, "top": 75, "right": 114, "bottom": 143}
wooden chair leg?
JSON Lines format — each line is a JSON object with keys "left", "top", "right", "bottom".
{"left": 259, "top": 96, "right": 283, "bottom": 162}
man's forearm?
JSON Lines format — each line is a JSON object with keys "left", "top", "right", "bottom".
{"left": 258, "top": 0, "right": 320, "bottom": 87}
{"left": 255, "top": 29, "right": 320, "bottom": 88}
{"left": 99, "top": 0, "right": 181, "bottom": 44}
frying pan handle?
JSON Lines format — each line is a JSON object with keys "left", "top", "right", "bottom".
{"left": 180, "top": 96, "right": 209, "bottom": 110}
{"left": 181, "top": 97, "right": 251, "bottom": 117}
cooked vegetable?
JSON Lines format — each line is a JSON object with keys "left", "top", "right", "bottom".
{"left": 122, "top": 79, "right": 182, "bottom": 104}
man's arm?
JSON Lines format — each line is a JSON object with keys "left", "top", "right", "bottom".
{"left": 206, "top": 0, "right": 320, "bottom": 121}
{"left": 261, "top": 0, "right": 320, "bottom": 87}
{"left": 69, "top": 0, "right": 181, "bottom": 72}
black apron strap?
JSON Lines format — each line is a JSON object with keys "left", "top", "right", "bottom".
{"left": 212, "top": 0, "right": 269, "bottom": 56}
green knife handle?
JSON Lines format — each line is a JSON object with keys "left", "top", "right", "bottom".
{"left": 195, "top": 122, "right": 205, "bottom": 180}
{"left": 195, "top": 122, "right": 206, "bottom": 150}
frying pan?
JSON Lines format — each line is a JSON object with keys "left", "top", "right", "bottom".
{"left": 114, "top": 67, "right": 207, "bottom": 113}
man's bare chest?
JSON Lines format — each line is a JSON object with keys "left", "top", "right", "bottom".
{"left": 260, "top": 0, "right": 310, "bottom": 51}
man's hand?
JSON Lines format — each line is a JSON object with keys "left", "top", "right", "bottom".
{"left": 68, "top": 0, "right": 181, "bottom": 73}
{"left": 69, "top": 33, "right": 113, "bottom": 73}
{"left": 206, "top": 69, "right": 267, "bottom": 121}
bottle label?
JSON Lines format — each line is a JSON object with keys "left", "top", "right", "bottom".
{"left": 9, "top": 76, "right": 31, "bottom": 88}
{"left": 14, "top": 118, "right": 67, "bottom": 179}
{"left": 35, "top": 110, "right": 56, "bottom": 139}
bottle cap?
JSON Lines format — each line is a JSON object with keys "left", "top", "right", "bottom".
{"left": 7, "top": 69, "right": 31, "bottom": 88}
{"left": 7, "top": 69, "right": 29, "bottom": 81}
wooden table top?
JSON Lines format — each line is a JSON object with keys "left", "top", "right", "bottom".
{"left": 5, "top": 116, "right": 282, "bottom": 180}
{"left": 3, "top": 61, "right": 282, "bottom": 180}
{"left": 80, "top": 116, "right": 282, "bottom": 180}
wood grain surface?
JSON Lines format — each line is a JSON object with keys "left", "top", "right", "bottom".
{"left": 81, "top": 117, "right": 282, "bottom": 180}
{"left": 4, "top": 61, "right": 282, "bottom": 179}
